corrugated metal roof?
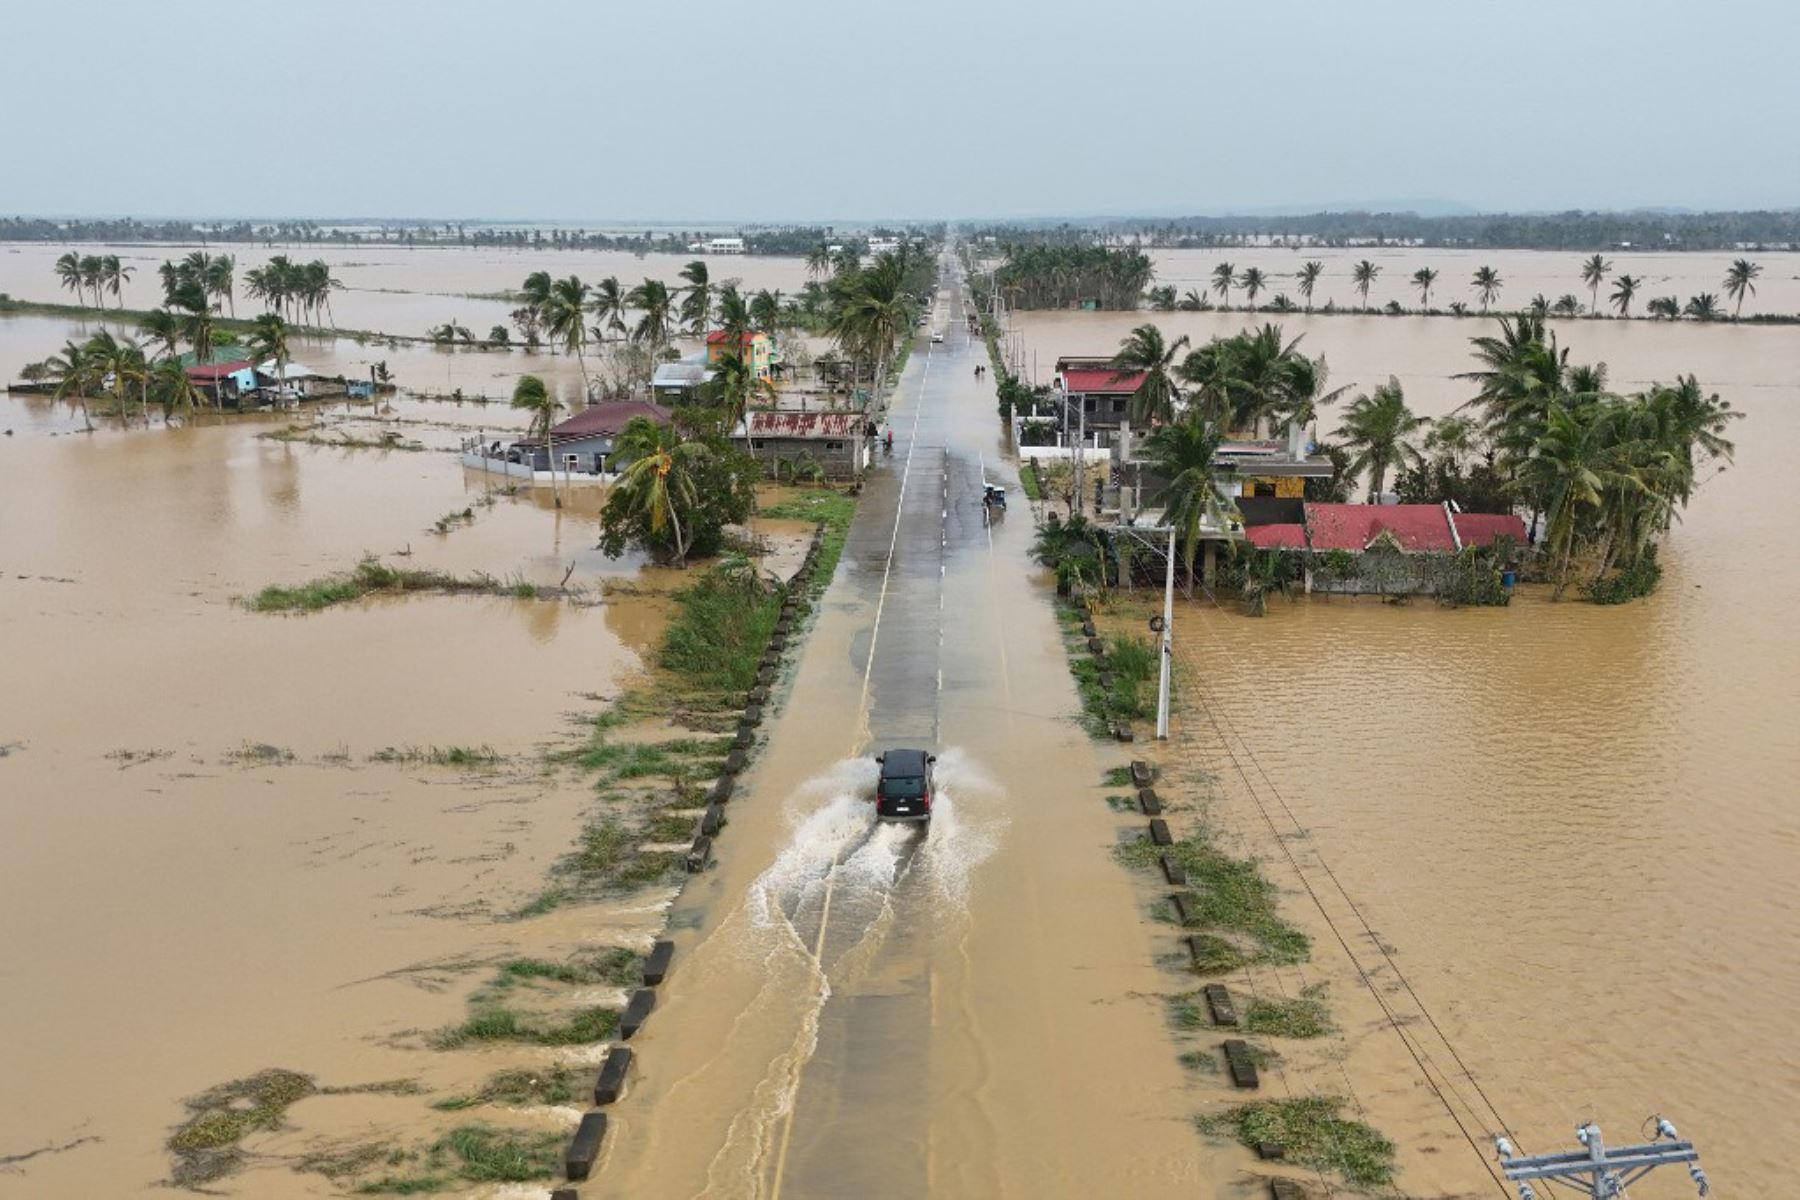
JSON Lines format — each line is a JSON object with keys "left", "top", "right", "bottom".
{"left": 185, "top": 360, "right": 254, "bottom": 380}
{"left": 744, "top": 411, "right": 865, "bottom": 438}
{"left": 549, "top": 400, "right": 672, "bottom": 439}
{"left": 1246, "top": 523, "right": 1306, "bottom": 549}
{"left": 1451, "top": 511, "right": 1528, "bottom": 548}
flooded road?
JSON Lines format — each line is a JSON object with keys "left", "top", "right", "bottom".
{"left": 598, "top": 270, "right": 1210, "bottom": 1198}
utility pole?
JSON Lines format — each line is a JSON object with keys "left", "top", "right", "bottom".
{"left": 1495, "top": 1121, "right": 1708, "bottom": 1200}
{"left": 1156, "top": 524, "right": 1174, "bottom": 740}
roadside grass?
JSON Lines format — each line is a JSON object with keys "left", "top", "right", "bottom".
{"left": 490, "top": 948, "right": 639, "bottom": 991}
{"left": 431, "top": 1003, "right": 619, "bottom": 1049}
{"left": 1243, "top": 985, "right": 1333, "bottom": 1039}
{"left": 1167, "top": 992, "right": 1210, "bottom": 1030}
{"left": 167, "top": 1069, "right": 316, "bottom": 1188}
{"left": 1197, "top": 1097, "right": 1395, "bottom": 1188}
{"left": 659, "top": 565, "right": 782, "bottom": 694}
{"left": 245, "top": 556, "right": 557, "bottom": 613}
{"left": 1017, "top": 460, "right": 1043, "bottom": 501}
{"left": 356, "top": 1125, "right": 563, "bottom": 1192}
{"left": 370, "top": 744, "right": 502, "bottom": 767}
{"left": 431, "top": 1065, "right": 579, "bottom": 1111}
{"left": 1121, "top": 834, "right": 1311, "bottom": 967}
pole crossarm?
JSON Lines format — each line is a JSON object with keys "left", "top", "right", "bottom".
{"left": 1497, "top": 1122, "right": 1707, "bottom": 1198}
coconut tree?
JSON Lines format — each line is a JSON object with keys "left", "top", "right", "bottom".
{"left": 207, "top": 255, "right": 236, "bottom": 316}
{"left": 45, "top": 339, "right": 98, "bottom": 430}
{"left": 806, "top": 242, "right": 832, "bottom": 280}
{"left": 141, "top": 308, "right": 183, "bottom": 359}
{"left": 1684, "top": 293, "right": 1722, "bottom": 321}
{"left": 55, "top": 251, "right": 85, "bottom": 306}
{"left": 170, "top": 279, "right": 216, "bottom": 363}
{"left": 1296, "top": 261, "right": 1324, "bottom": 311}
{"left": 246, "top": 313, "right": 292, "bottom": 403}
{"left": 678, "top": 260, "right": 712, "bottom": 336}
{"left": 590, "top": 276, "right": 629, "bottom": 340}
{"left": 1238, "top": 266, "right": 1267, "bottom": 310}
{"left": 1411, "top": 267, "right": 1438, "bottom": 309}
{"left": 1335, "top": 376, "right": 1428, "bottom": 500}
{"left": 1109, "top": 323, "right": 1190, "bottom": 426}
{"left": 627, "top": 278, "right": 675, "bottom": 352}
{"left": 1723, "top": 258, "right": 1761, "bottom": 317}
{"left": 705, "top": 347, "right": 775, "bottom": 430}
{"left": 101, "top": 256, "right": 133, "bottom": 308}
{"left": 1141, "top": 415, "right": 1239, "bottom": 592}
{"left": 88, "top": 330, "right": 150, "bottom": 425}
{"left": 1521, "top": 400, "right": 1626, "bottom": 599}
{"left": 749, "top": 288, "right": 783, "bottom": 336}
{"left": 1351, "top": 260, "right": 1380, "bottom": 310}
{"left": 79, "top": 255, "right": 105, "bottom": 306}
{"left": 1610, "top": 274, "right": 1641, "bottom": 316}
{"left": 1580, "top": 254, "right": 1611, "bottom": 316}
{"left": 609, "top": 416, "right": 706, "bottom": 565}
{"left": 827, "top": 259, "right": 911, "bottom": 399}
{"left": 149, "top": 357, "right": 205, "bottom": 422}
{"left": 543, "top": 275, "right": 592, "bottom": 395}
{"left": 1472, "top": 265, "right": 1503, "bottom": 312}
{"left": 1211, "top": 262, "right": 1235, "bottom": 307}
{"left": 511, "top": 373, "right": 563, "bottom": 505}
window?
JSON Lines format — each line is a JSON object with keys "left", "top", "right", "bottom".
{"left": 825, "top": 441, "right": 844, "bottom": 451}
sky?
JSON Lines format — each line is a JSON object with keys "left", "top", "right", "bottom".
{"left": 3, "top": 0, "right": 1796, "bottom": 223}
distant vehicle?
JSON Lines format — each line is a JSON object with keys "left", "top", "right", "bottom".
{"left": 931, "top": 330, "right": 945, "bottom": 343}
{"left": 874, "top": 749, "right": 936, "bottom": 823}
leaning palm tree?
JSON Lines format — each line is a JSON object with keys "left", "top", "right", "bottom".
{"left": 1521, "top": 400, "right": 1626, "bottom": 599}
{"left": 46, "top": 339, "right": 98, "bottom": 430}
{"left": 678, "top": 260, "right": 712, "bottom": 336}
{"left": 1722, "top": 258, "right": 1761, "bottom": 317}
{"left": 170, "top": 279, "right": 216, "bottom": 363}
{"left": 1141, "top": 415, "right": 1239, "bottom": 592}
{"left": 1351, "top": 260, "right": 1380, "bottom": 310}
{"left": 1472, "top": 265, "right": 1503, "bottom": 312}
{"left": 1109, "top": 323, "right": 1190, "bottom": 425}
{"left": 207, "top": 255, "right": 236, "bottom": 316}
{"left": 749, "top": 288, "right": 783, "bottom": 336}
{"left": 141, "top": 308, "right": 183, "bottom": 359}
{"left": 1411, "top": 267, "right": 1438, "bottom": 309}
{"left": 79, "top": 255, "right": 105, "bottom": 306}
{"left": 1335, "top": 376, "right": 1428, "bottom": 500}
{"left": 1296, "top": 261, "right": 1324, "bottom": 311}
{"left": 610, "top": 416, "right": 705, "bottom": 565}
{"left": 543, "top": 275, "right": 592, "bottom": 395}
{"left": 1580, "top": 254, "right": 1611, "bottom": 316}
{"left": 101, "top": 255, "right": 133, "bottom": 308}
{"left": 55, "top": 251, "right": 85, "bottom": 306}
{"left": 1211, "top": 262, "right": 1235, "bottom": 307}
{"left": 705, "top": 347, "right": 775, "bottom": 430}
{"left": 149, "top": 357, "right": 205, "bottom": 423}
{"left": 1610, "top": 274, "right": 1641, "bottom": 316}
{"left": 1238, "top": 266, "right": 1267, "bottom": 310}
{"left": 627, "top": 278, "right": 675, "bottom": 352}
{"left": 806, "top": 242, "right": 832, "bottom": 281}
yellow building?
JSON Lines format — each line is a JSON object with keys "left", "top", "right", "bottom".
{"left": 706, "top": 330, "right": 776, "bottom": 379}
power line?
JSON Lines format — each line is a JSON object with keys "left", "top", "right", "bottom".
{"left": 1495, "top": 1120, "right": 1709, "bottom": 1199}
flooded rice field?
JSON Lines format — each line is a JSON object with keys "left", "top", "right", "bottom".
{"left": 1022, "top": 303, "right": 1800, "bottom": 1193}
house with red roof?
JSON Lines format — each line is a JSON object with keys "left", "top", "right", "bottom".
{"left": 1243, "top": 501, "right": 1527, "bottom": 595}
{"left": 463, "top": 399, "right": 673, "bottom": 481}
{"left": 1053, "top": 356, "right": 1145, "bottom": 444}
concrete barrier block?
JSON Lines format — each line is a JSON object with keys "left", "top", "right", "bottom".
{"left": 732, "top": 727, "right": 753, "bottom": 751}
{"left": 1204, "top": 983, "right": 1238, "bottom": 1026}
{"left": 743, "top": 704, "right": 763, "bottom": 726}
{"left": 1170, "top": 892, "right": 1196, "bottom": 925}
{"left": 700, "top": 802, "right": 726, "bottom": 837}
{"left": 1098, "top": 672, "right": 1115, "bottom": 692}
{"left": 593, "top": 1045, "right": 633, "bottom": 1105}
{"left": 1149, "top": 818, "right": 1172, "bottom": 846}
{"left": 1081, "top": 620, "right": 1097, "bottom": 637}
{"left": 564, "top": 1111, "right": 607, "bottom": 1181}
{"left": 552, "top": 1189, "right": 580, "bottom": 1200}
{"left": 1087, "top": 636, "right": 1105, "bottom": 655}
{"left": 747, "top": 686, "right": 768, "bottom": 706}
{"left": 1130, "top": 760, "right": 1154, "bottom": 788}
{"left": 1137, "top": 787, "right": 1162, "bottom": 815}
{"left": 710, "top": 774, "right": 736, "bottom": 804}
{"left": 621, "top": 988, "right": 656, "bottom": 1039}
{"left": 1223, "top": 1039, "right": 1259, "bottom": 1089}
{"left": 1271, "top": 1178, "right": 1308, "bottom": 1200}
{"left": 724, "top": 749, "right": 747, "bottom": 774}
{"left": 1114, "top": 723, "right": 1135, "bottom": 743}
{"left": 643, "top": 940, "right": 675, "bottom": 986}
{"left": 684, "top": 835, "right": 711, "bottom": 874}
{"left": 1159, "top": 853, "right": 1186, "bottom": 886}
{"left": 1255, "top": 1141, "right": 1285, "bottom": 1161}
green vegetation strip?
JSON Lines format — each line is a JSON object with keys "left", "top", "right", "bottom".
{"left": 246, "top": 556, "right": 549, "bottom": 612}
{"left": 1242, "top": 986, "right": 1333, "bottom": 1039}
{"left": 432, "top": 1066, "right": 579, "bottom": 1111}
{"left": 1198, "top": 1098, "right": 1395, "bottom": 1188}
{"left": 167, "top": 1069, "right": 315, "bottom": 1188}
{"left": 356, "top": 1125, "right": 564, "bottom": 1193}
{"left": 432, "top": 1003, "right": 619, "bottom": 1049}
{"left": 1122, "top": 832, "right": 1310, "bottom": 968}
{"left": 760, "top": 489, "right": 857, "bottom": 587}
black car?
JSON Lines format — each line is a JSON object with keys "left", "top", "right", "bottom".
{"left": 874, "top": 749, "right": 936, "bottom": 822}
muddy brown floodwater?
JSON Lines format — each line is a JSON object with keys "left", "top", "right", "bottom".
{"left": 1013, "top": 304, "right": 1800, "bottom": 1194}
{"left": 0, "top": 303, "right": 787, "bottom": 1195}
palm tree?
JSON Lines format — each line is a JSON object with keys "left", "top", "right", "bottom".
{"left": 170, "top": 279, "right": 215, "bottom": 363}
{"left": 749, "top": 288, "right": 783, "bottom": 336}
{"left": 511, "top": 373, "right": 563, "bottom": 506}
{"left": 1211, "top": 262, "right": 1235, "bottom": 307}
{"left": 1238, "top": 266, "right": 1267, "bottom": 310}
{"left": 101, "top": 255, "right": 133, "bottom": 307}
{"left": 1351, "top": 260, "right": 1380, "bottom": 310}
{"left": 1647, "top": 295, "right": 1681, "bottom": 319}
{"left": 1610, "top": 274, "right": 1641, "bottom": 316}
{"left": 1522, "top": 400, "right": 1624, "bottom": 599}
{"left": 1684, "top": 293, "right": 1722, "bottom": 321}
{"left": 610, "top": 417, "right": 706, "bottom": 565}
{"left": 828, "top": 259, "right": 911, "bottom": 399}
{"left": 705, "top": 347, "right": 775, "bottom": 430}
{"left": 1296, "top": 261, "right": 1324, "bottom": 311}
{"left": 1472, "top": 265, "right": 1503, "bottom": 312}
{"left": 247, "top": 313, "right": 293, "bottom": 403}
{"left": 627, "top": 279, "right": 675, "bottom": 352}
{"left": 46, "top": 339, "right": 98, "bottom": 430}
{"left": 149, "top": 357, "right": 205, "bottom": 422}
{"left": 79, "top": 255, "right": 105, "bottom": 307}
{"left": 88, "top": 330, "right": 150, "bottom": 425}
{"left": 55, "top": 251, "right": 85, "bottom": 306}
{"left": 1109, "top": 324, "right": 1190, "bottom": 425}
{"left": 543, "top": 275, "right": 592, "bottom": 395}
{"left": 1335, "top": 377, "right": 1428, "bottom": 500}
{"left": 678, "top": 260, "right": 712, "bottom": 336}
{"left": 1411, "top": 267, "right": 1438, "bottom": 309}
{"left": 1722, "top": 258, "right": 1761, "bottom": 317}
{"left": 590, "top": 276, "right": 629, "bottom": 340}
{"left": 141, "top": 308, "right": 183, "bottom": 359}
{"left": 1580, "top": 254, "right": 1611, "bottom": 316}
{"left": 806, "top": 242, "right": 832, "bottom": 280}
{"left": 207, "top": 255, "right": 236, "bottom": 316}
{"left": 1141, "top": 415, "right": 1239, "bottom": 592}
